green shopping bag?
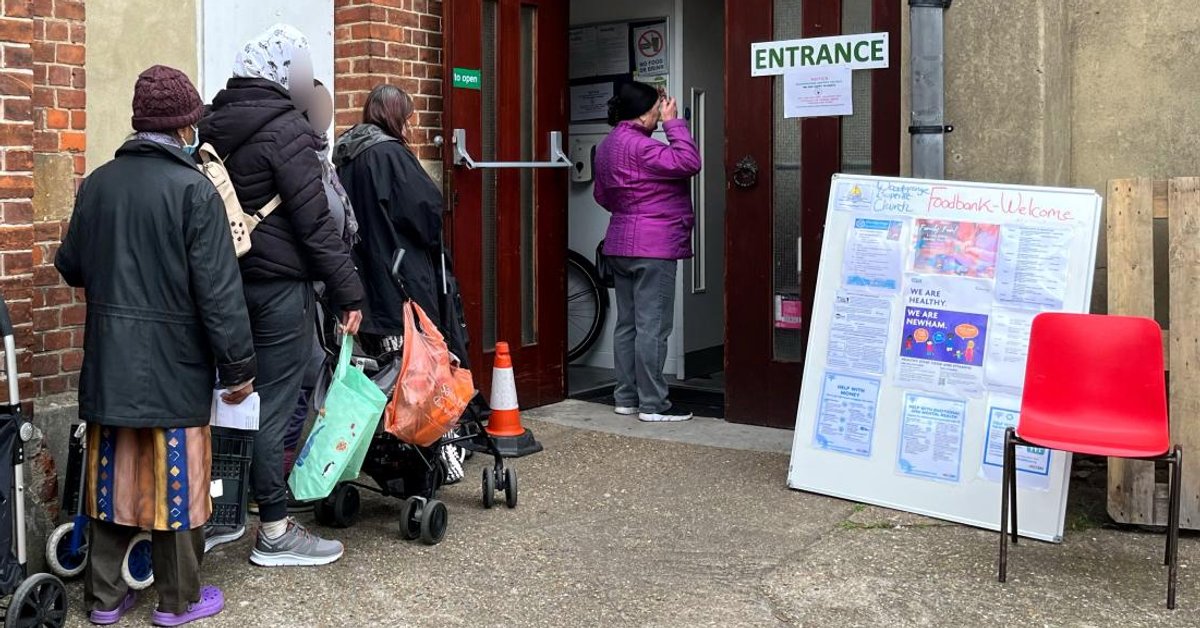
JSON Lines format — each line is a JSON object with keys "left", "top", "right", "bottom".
{"left": 289, "top": 334, "right": 388, "bottom": 501}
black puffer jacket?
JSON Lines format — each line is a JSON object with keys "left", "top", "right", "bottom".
{"left": 56, "top": 140, "right": 256, "bottom": 429}
{"left": 200, "top": 78, "right": 363, "bottom": 310}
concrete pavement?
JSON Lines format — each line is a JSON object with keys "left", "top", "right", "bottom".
{"left": 54, "top": 402, "right": 1199, "bottom": 627}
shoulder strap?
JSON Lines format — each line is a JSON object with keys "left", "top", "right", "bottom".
{"left": 197, "top": 143, "right": 221, "bottom": 165}
{"left": 243, "top": 195, "right": 284, "bottom": 231}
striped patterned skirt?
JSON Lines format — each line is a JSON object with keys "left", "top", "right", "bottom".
{"left": 84, "top": 424, "right": 212, "bottom": 532}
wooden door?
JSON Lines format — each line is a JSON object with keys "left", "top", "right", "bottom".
{"left": 723, "top": 0, "right": 901, "bottom": 428}
{"left": 444, "top": 0, "right": 570, "bottom": 407}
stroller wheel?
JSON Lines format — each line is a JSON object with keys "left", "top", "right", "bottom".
{"left": 5, "top": 572, "right": 67, "bottom": 628}
{"left": 504, "top": 468, "right": 519, "bottom": 509}
{"left": 399, "top": 497, "right": 422, "bottom": 540}
{"left": 419, "top": 499, "right": 448, "bottom": 545}
{"left": 121, "top": 532, "right": 154, "bottom": 590}
{"left": 328, "top": 485, "right": 361, "bottom": 529}
{"left": 314, "top": 494, "right": 335, "bottom": 527}
{"left": 314, "top": 484, "right": 360, "bottom": 528}
{"left": 481, "top": 468, "right": 496, "bottom": 510}
{"left": 46, "top": 521, "right": 87, "bottom": 579}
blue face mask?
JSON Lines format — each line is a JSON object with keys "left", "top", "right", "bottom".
{"left": 182, "top": 125, "right": 200, "bottom": 155}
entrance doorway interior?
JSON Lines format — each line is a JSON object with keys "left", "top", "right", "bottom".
{"left": 443, "top": 0, "right": 901, "bottom": 427}
{"left": 564, "top": 0, "right": 728, "bottom": 419}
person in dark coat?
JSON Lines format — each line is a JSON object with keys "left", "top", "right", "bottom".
{"left": 333, "top": 85, "right": 443, "bottom": 339}
{"left": 334, "top": 84, "right": 473, "bottom": 483}
{"left": 198, "top": 23, "right": 362, "bottom": 567}
{"left": 281, "top": 78, "right": 360, "bottom": 480}
{"left": 55, "top": 65, "right": 254, "bottom": 626}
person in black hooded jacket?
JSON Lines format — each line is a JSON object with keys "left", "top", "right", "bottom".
{"left": 333, "top": 85, "right": 442, "bottom": 338}
{"left": 198, "top": 24, "right": 359, "bottom": 568}
{"left": 335, "top": 85, "right": 476, "bottom": 486}
{"left": 333, "top": 84, "right": 470, "bottom": 363}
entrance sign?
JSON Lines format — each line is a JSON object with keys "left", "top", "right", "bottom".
{"left": 751, "top": 32, "right": 890, "bottom": 76}
{"left": 783, "top": 66, "right": 853, "bottom": 118}
{"left": 632, "top": 22, "right": 668, "bottom": 77}
{"left": 787, "top": 175, "right": 1103, "bottom": 542}
{"left": 452, "top": 67, "right": 482, "bottom": 90}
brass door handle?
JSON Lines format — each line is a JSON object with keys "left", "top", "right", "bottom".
{"left": 731, "top": 155, "right": 759, "bottom": 189}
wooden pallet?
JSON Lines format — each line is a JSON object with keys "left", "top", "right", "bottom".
{"left": 1107, "top": 177, "right": 1200, "bottom": 529}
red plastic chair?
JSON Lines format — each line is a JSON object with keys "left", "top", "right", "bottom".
{"left": 998, "top": 312, "right": 1182, "bottom": 608}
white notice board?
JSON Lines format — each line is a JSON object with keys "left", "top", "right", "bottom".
{"left": 788, "top": 175, "right": 1103, "bottom": 542}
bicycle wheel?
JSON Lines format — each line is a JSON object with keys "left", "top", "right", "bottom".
{"left": 566, "top": 249, "right": 609, "bottom": 362}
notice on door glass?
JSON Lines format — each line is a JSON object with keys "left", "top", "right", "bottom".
{"left": 843, "top": 218, "right": 904, "bottom": 293}
{"left": 783, "top": 66, "right": 853, "bottom": 118}
{"left": 813, "top": 372, "right": 881, "bottom": 458}
{"left": 827, "top": 291, "right": 892, "bottom": 376}
{"left": 979, "top": 395, "right": 1052, "bottom": 491}
{"left": 897, "top": 393, "right": 966, "bottom": 484}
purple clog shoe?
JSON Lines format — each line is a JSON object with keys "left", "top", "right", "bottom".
{"left": 90, "top": 590, "right": 137, "bottom": 625}
{"left": 150, "top": 586, "right": 224, "bottom": 627}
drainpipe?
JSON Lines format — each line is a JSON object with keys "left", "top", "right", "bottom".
{"left": 909, "top": 0, "right": 953, "bottom": 179}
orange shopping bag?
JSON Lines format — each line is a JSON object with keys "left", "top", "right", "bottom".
{"left": 385, "top": 301, "right": 475, "bottom": 446}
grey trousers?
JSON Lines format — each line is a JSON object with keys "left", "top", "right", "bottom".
{"left": 85, "top": 520, "right": 205, "bottom": 615}
{"left": 610, "top": 257, "right": 678, "bottom": 414}
{"left": 243, "top": 280, "right": 314, "bottom": 524}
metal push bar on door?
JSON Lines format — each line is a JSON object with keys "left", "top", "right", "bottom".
{"left": 452, "top": 129, "right": 572, "bottom": 169}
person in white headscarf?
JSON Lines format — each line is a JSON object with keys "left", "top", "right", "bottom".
{"left": 232, "top": 23, "right": 311, "bottom": 90}
{"left": 199, "top": 23, "right": 363, "bottom": 568}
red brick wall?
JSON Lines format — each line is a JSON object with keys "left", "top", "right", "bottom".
{"left": 333, "top": 0, "right": 444, "bottom": 159}
{"left": 0, "top": 0, "right": 38, "bottom": 406}
{"left": 30, "top": 0, "right": 83, "bottom": 398}
{"left": 0, "top": 0, "right": 84, "bottom": 406}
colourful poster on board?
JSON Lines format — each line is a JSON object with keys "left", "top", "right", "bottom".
{"left": 895, "top": 274, "right": 993, "bottom": 396}
{"left": 900, "top": 308, "right": 989, "bottom": 367}
{"left": 912, "top": 220, "right": 1001, "bottom": 279}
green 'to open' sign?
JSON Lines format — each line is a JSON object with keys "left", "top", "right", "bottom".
{"left": 452, "top": 67, "right": 482, "bottom": 90}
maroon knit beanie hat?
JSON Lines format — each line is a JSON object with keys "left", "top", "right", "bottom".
{"left": 130, "top": 65, "right": 204, "bottom": 132}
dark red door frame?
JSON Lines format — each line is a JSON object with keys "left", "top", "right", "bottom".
{"left": 443, "top": 0, "right": 485, "bottom": 376}
{"left": 443, "top": 0, "right": 568, "bottom": 408}
{"left": 724, "top": 0, "right": 902, "bottom": 428}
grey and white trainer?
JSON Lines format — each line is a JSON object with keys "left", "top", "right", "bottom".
{"left": 203, "top": 524, "right": 245, "bottom": 553}
{"left": 638, "top": 405, "right": 693, "bottom": 423}
{"left": 249, "top": 520, "right": 344, "bottom": 567}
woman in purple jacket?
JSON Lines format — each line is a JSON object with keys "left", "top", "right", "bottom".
{"left": 593, "top": 82, "right": 702, "bottom": 422}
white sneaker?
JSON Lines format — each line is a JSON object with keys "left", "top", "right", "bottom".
{"left": 638, "top": 405, "right": 693, "bottom": 422}
{"left": 614, "top": 406, "right": 638, "bottom": 416}
{"left": 441, "top": 443, "right": 465, "bottom": 485}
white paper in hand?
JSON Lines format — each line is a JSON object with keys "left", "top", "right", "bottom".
{"left": 210, "top": 391, "right": 260, "bottom": 431}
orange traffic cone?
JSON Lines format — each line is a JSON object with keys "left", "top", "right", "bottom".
{"left": 485, "top": 342, "right": 543, "bottom": 457}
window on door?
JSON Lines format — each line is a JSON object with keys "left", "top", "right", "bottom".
{"left": 771, "top": 0, "right": 882, "bottom": 363}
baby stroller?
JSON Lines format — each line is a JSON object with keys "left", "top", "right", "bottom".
{"left": 0, "top": 294, "right": 67, "bottom": 627}
{"left": 305, "top": 249, "right": 535, "bottom": 544}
